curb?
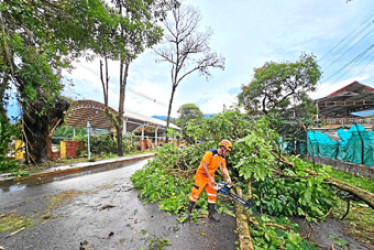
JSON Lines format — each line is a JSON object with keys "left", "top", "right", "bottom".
{"left": 304, "top": 155, "right": 374, "bottom": 180}
{"left": 0, "top": 153, "right": 154, "bottom": 186}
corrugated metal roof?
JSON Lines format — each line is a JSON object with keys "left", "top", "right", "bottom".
{"left": 124, "top": 110, "right": 180, "bottom": 130}
{"left": 67, "top": 100, "right": 180, "bottom": 131}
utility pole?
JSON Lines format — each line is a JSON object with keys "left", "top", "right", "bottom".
{"left": 87, "top": 121, "right": 91, "bottom": 160}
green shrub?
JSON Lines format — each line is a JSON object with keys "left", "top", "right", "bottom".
{"left": 0, "top": 113, "right": 21, "bottom": 172}
{"left": 72, "top": 133, "right": 140, "bottom": 156}
{"left": 0, "top": 159, "right": 21, "bottom": 172}
{"left": 54, "top": 126, "right": 86, "bottom": 138}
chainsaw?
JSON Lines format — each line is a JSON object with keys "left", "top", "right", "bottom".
{"left": 213, "top": 181, "right": 254, "bottom": 209}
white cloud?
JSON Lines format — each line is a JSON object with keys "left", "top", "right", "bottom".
{"left": 199, "top": 92, "right": 238, "bottom": 114}
{"left": 63, "top": 0, "right": 374, "bottom": 119}
{"left": 64, "top": 57, "right": 179, "bottom": 117}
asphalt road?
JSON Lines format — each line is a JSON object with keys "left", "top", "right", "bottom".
{"left": 0, "top": 159, "right": 238, "bottom": 250}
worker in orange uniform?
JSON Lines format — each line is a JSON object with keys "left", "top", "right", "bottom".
{"left": 186, "top": 140, "right": 233, "bottom": 222}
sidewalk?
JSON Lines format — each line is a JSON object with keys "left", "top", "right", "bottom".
{"left": 0, "top": 153, "right": 154, "bottom": 186}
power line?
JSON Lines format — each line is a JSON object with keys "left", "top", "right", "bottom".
{"left": 354, "top": 49, "right": 374, "bottom": 76}
{"left": 319, "top": 7, "right": 374, "bottom": 63}
{"left": 77, "top": 63, "right": 177, "bottom": 112}
{"left": 127, "top": 87, "right": 169, "bottom": 107}
{"left": 319, "top": 7, "right": 374, "bottom": 83}
{"left": 328, "top": 43, "right": 374, "bottom": 81}
{"left": 322, "top": 25, "right": 374, "bottom": 69}
{"left": 351, "top": 43, "right": 374, "bottom": 68}
{"left": 325, "top": 43, "right": 374, "bottom": 82}
{"left": 127, "top": 87, "right": 179, "bottom": 113}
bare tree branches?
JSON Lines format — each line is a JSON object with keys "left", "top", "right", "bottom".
{"left": 154, "top": 4, "right": 225, "bottom": 141}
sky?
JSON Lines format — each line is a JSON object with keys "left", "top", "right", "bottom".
{"left": 60, "top": 0, "right": 374, "bottom": 119}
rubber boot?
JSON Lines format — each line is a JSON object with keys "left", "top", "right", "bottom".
{"left": 185, "top": 201, "right": 195, "bottom": 221}
{"left": 208, "top": 203, "right": 220, "bottom": 222}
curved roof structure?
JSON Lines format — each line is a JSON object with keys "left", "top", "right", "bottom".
{"left": 66, "top": 100, "right": 180, "bottom": 132}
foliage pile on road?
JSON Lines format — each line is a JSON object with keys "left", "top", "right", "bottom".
{"left": 131, "top": 142, "right": 214, "bottom": 218}
{"left": 131, "top": 111, "right": 349, "bottom": 249}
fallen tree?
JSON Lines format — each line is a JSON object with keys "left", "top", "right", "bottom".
{"left": 131, "top": 112, "right": 374, "bottom": 249}
{"left": 234, "top": 186, "right": 254, "bottom": 250}
{"left": 325, "top": 177, "right": 374, "bottom": 209}
{"left": 276, "top": 154, "right": 374, "bottom": 209}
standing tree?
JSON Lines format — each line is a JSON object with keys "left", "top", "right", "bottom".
{"left": 100, "top": 0, "right": 173, "bottom": 156}
{"left": 239, "top": 54, "right": 320, "bottom": 116}
{"left": 154, "top": 4, "right": 225, "bottom": 142}
{"left": 176, "top": 103, "right": 204, "bottom": 142}
{"left": 0, "top": 0, "right": 122, "bottom": 163}
{"left": 238, "top": 54, "right": 321, "bottom": 151}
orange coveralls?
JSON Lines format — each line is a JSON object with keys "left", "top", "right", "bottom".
{"left": 189, "top": 150, "right": 226, "bottom": 204}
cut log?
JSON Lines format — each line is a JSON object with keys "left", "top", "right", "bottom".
{"left": 305, "top": 168, "right": 374, "bottom": 209}
{"left": 234, "top": 186, "right": 255, "bottom": 250}
{"left": 324, "top": 177, "right": 374, "bottom": 209}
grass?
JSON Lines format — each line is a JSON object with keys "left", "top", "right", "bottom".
{"left": 329, "top": 169, "right": 374, "bottom": 193}
{"left": 97, "top": 184, "right": 116, "bottom": 190}
{"left": 46, "top": 190, "right": 86, "bottom": 211}
{"left": 328, "top": 169, "right": 374, "bottom": 248}
{"left": 0, "top": 189, "right": 90, "bottom": 234}
{"left": 0, "top": 212, "right": 34, "bottom": 233}
{"left": 331, "top": 198, "right": 374, "bottom": 247}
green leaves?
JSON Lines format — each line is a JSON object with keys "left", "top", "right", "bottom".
{"left": 131, "top": 145, "right": 194, "bottom": 214}
{"left": 131, "top": 110, "right": 338, "bottom": 249}
{"left": 253, "top": 164, "right": 336, "bottom": 220}
{"left": 328, "top": 235, "right": 348, "bottom": 247}
{"left": 251, "top": 216, "right": 315, "bottom": 249}
{"left": 176, "top": 103, "right": 204, "bottom": 142}
{"left": 231, "top": 119, "right": 278, "bottom": 182}
{"left": 0, "top": 114, "right": 21, "bottom": 171}
{"left": 238, "top": 54, "right": 321, "bottom": 142}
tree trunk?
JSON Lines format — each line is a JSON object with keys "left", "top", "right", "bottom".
{"left": 275, "top": 154, "right": 374, "bottom": 210}
{"left": 46, "top": 133, "right": 53, "bottom": 161}
{"left": 23, "top": 101, "right": 48, "bottom": 163}
{"left": 234, "top": 186, "right": 255, "bottom": 250}
{"left": 117, "top": 61, "right": 129, "bottom": 156}
{"left": 302, "top": 168, "right": 374, "bottom": 209}
{"left": 46, "top": 118, "right": 62, "bottom": 160}
{"left": 24, "top": 124, "right": 47, "bottom": 163}
{"left": 116, "top": 125, "right": 123, "bottom": 156}
{"left": 165, "top": 85, "right": 176, "bottom": 143}
{"left": 325, "top": 177, "right": 374, "bottom": 209}
{"left": 22, "top": 98, "right": 69, "bottom": 163}
{"left": 100, "top": 57, "right": 109, "bottom": 106}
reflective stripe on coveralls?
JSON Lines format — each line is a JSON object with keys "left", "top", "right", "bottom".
{"left": 189, "top": 149, "right": 226, "bottom": 204}
{"left": 189, "top": 172, "right": 218, "bottom": 204}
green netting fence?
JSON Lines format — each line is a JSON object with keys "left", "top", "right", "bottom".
{"left": 307, "top": 124, "right": 374, "bottom": 167}
{"left": 280, "top": 140, "right": 306, "bottom": 155}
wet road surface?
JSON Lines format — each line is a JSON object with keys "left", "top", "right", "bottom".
{"left": 0, "top": 159, "right": 238, "bottom": 250}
